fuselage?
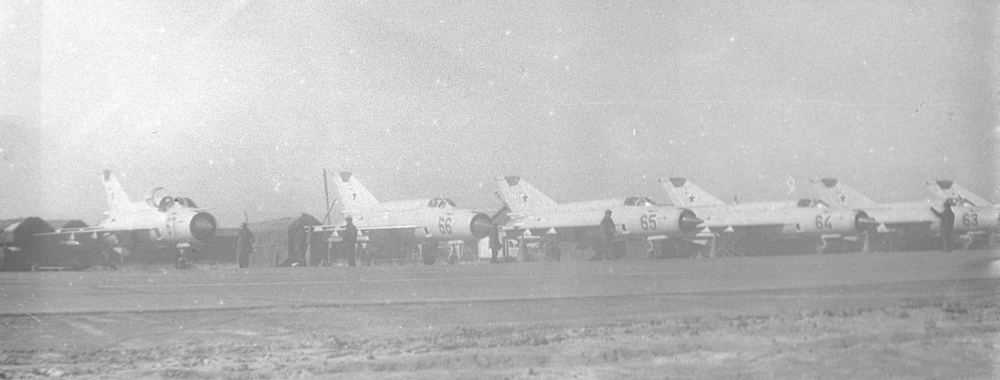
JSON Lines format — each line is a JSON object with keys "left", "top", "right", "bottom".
{"left": 350, "top": 207, "right": 493, "bottom": 242}
{"left": 690, "top": 205, "right": 872, "bottom": 237}
{"left": 506, "top": 203, "right": 702, "bottom": 241}
{"left": 347, "top": 196, "right": 492, "bottom": 242}
{"left": 100, "top": 201, "right": 216, "bottom": 245}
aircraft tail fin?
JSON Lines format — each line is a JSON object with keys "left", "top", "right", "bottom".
{"left": 334, "top": 172, "right": 380, "bottom": 215}
{"left": 810, "top": 178, "right": 877, "bottom": 208}
{"left": 659, "top": 178, "right": 727, "bottom": 207}
{"left": 494, "top": 175, "right": 558, "bottom": 214}
{"left": 926, "top": 180, "right": 993, "bottom": 206}
{"left": 102, "top": 170, "right": 133, "bottom": 215}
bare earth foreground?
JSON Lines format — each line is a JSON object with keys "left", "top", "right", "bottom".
{"left": 1, "top": 250, "right": 998, "bottom": 379}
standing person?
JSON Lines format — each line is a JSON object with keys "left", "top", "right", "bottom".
{"left": 930, "top": 199, "right": 955, "bottom": 252}
{"left": 343, "top": 216, "right": 358, "bottom": 266}
{"left": 593, "top": 210, "right": 615, "bottom": 261}
{"left": 489, "top": 224, "right": 503, "bottom": 263}
{"left": 236, "top": 222, "right": 255, "bottom": 268}
{"left": 175, "top": 248, "right": 189, "bottom": 269}
{"left": 98, "top": 239, "right": 118, "bottom": 270}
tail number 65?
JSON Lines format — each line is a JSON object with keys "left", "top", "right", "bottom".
{"left": 640, "top": 214, "right": 658, "bottom": 230}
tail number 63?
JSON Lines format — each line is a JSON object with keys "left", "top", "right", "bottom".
{"left": 640, "top": 214, "right": 658, "bottom": 230}
{"left": 962, "top": 213, "right": 979, "bottom": 227}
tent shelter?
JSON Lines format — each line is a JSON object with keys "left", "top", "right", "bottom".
{"left": 245, "top": 213, "right": 324, "bottom": 267}
{"left": 36, "top": 220, "right": 99, "bottom": 270}
{"left": 1, "top": 217, "right": 53, "bottom": 271}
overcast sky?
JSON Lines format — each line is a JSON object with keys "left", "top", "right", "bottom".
{"left": 1, "top": 1, "right": 997, "bottom": 227}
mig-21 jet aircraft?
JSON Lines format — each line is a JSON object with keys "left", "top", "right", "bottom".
{"left": 309, "top": 172, "right": 494, "bottom": 265}
{"left": 811, "top": 178, "right": 970, "bottom": 251}
{"left": 924, "top": 180, "right": 999, "bottom": 249}
{"left": 494, "top": 175, "right": 703, "bottom": 260}
{"left": 660, "top": 178, "right": 879, "bottom": 256}
{"left": 38, "top": 170, "right": 217, "bottom": 267}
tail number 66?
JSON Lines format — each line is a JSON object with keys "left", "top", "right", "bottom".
{"left": 438, "top": 217, "right": 453, "bottom": 234}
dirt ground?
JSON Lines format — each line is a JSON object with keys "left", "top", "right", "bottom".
{"left": 2, "top": 281, "right": 997, "bottom": 379}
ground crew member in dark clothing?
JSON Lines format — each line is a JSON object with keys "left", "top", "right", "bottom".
{"left": 594, "top": 210, "right": 615, "bottom": 261}
{"left": 489, "top": 225, "right": 503, "bottom": 263}
{"left": 236, "top": 222, "right": 255, "bottom": 268}
{"left": 930, "top": 199, "right": 955, "bottom": 252}
{"left": 343, "top": 216, "right": 358, "bottom": 266}
{"left": 175, "top": 248, "right": 190, "bottom": 269}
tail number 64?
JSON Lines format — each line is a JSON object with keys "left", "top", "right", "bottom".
{"left": 815, "top": 215, "right": 833, "bottom": 230}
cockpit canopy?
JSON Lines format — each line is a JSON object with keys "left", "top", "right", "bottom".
{"left": 427, "top": 197, "right": 457, "bottom": 209}
{"left": 624, "top": 196, "right": 657, "bottom": 206}
{"left": 154, "top": 196, "right": 198, "bottom": 210}
{"left": 144, "top": 187, "right": 198, "bottom": 210}
{"left": 796, "top": 198, "right": 829, "bottom": 208}
{"left": 948, "top": 196, "right": 976, "bottom": 207}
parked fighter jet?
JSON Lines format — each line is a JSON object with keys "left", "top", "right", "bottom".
{"left": 39, "top": 170, "right": 217, "bottom": 265}
{"left": 660, "top": 178, "right": 878, "bottom": 256}
{"left": 925, "top": 180, "right": 999, "bottom": 249}
{"left": 310, "top": 172, "right": 493, "bottom": 264}
{"left": 811, "top": 178, "right": 950, "bottom": 251}
{"left": 494, "top": 175, "right": 703, "bottom": 259}
{"left": 925, "top": 180, "right": 995, "bottom": 208}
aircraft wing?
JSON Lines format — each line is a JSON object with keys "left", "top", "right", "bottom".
{"left": 311, "top": 224, "right": 420, "bottom": 233}
{"left": 499, "top": 210, "right": 609, "bottom": 240}
{"left": 692, "top": 206, "right": 788, "bottom": 227}
{"left": 36, "top": 226, "right": 153, "bottom": 237}
{"left": 310, "top": 223, "right": 428, "bottom": 241}
{"left": 863, "top": 208, "right": 936, "bottom": 233}
{"left": 501, "top": 215, "right": 600, "bottom": 241}
{"left": 503, "top": 211, "right": 602, "bottom": 231}
{"left": 693, "top": 214, "right": 786, "bottom": 234}
{"left": 35, "top": 227, "right": 159, "bottom": 248}
{"left": 877, "top": 220, "right": 935, "bottom": 233}
{"left": 502, "top": 210, "right": 655, "bottom": 237}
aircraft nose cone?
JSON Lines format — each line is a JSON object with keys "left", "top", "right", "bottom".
{"left": 190, "top": 212, "right": 217, "bottom": 240}
{"left": 679, "top": 210, "right": 704, "bottom": 231}
{"left": 855, "top": 216, "right": 880, "bottom": 232}
{"left": 470, "top": 213, "right": 494, "bottom": 239}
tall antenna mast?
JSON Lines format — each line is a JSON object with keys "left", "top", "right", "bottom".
{"left": 323, "top": 169, "right": 331, "bottom": 224}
